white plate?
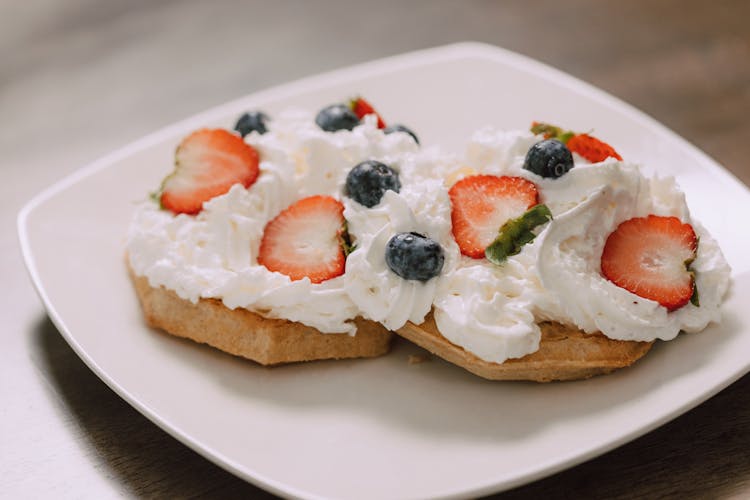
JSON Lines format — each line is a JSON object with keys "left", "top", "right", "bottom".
{"left": 18, "top": 42, "right": 750, "bottom": 499}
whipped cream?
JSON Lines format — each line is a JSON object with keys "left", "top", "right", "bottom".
{"left": 536, "top": 167, "right": 730, "bottom": 342}
{"left": 431, "top": 128, "right": 731, "bottom": 363}
{"left": 127, "top": 112, "right": 421, "bottom": 334}
{"left": 344, "top": 180, "right": 460, "bottom": 330}
{"left": 127, "top": 115, "right": 730, "bottom": 362}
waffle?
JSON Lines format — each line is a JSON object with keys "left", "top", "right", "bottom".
{"left": 397, "top": 312, "right": 653, "bottom": 382}
{"left": 130, "top": 270, "right": 393, "bottom": 365}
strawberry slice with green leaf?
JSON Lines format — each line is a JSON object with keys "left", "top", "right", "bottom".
{"left": 531, "top": 121, "right": 622, "bottom": 163}
{"left": 449, "top": 175, "right": 539, "bottom": 259}
{"left": 159, "top": 129, "right": 259, "bottom": 215}
{"left": 258, "top": 195, "right": 348, "bottom": 283}
{"left": 600, "top": 215, "right": 698, "bottom": 311}
{"left": 349, "top": 96, "right": 386, "bottom": 129}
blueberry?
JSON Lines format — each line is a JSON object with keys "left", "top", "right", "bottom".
{"left": 345, "top": 160, "right": 401, "bottom": 208}
{"left": 523, "top": 139, "right": 574, "bottom": 178}
{"left": 385, "top": 232, "right": 445, "bottom": 282}
{"left": 315, "top": 104, "right": 360, "bottom": 132}
{"left": 234, "top": 111, "right": 269, "bottom": 137}
{"left": 384, "top": 124, "right": 420, "bottom": 144}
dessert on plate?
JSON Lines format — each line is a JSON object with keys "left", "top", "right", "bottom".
{"left": 126, "top": 97, "right": 731, "bottom": 380}
{"left": 126, "top": 99, "right": 420, "bottom": 364}
{"left": 392, "top": 122, "right": 730, "bottom": 380}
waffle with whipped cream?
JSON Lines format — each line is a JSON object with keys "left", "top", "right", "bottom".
{"left": 126, "top": 101, "right": 730, "bottom": 379}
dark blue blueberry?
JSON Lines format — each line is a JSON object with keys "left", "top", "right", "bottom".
{"left": 315, "top": 104, "right": 360, "bottom": 132}
{"left": 523, "top": 139, "right": 574, "bottom": 178}
{"left": 385, "top": 232, "right": 445, "bottom": 282}
{"left": 234, "top": 111, "right": 269, "bottom": 137}
{"left": 383, "top": 124, "right": 419, "bottom": 145}
{"left": 345, "top": 160, "right": 401, "bottom": 208}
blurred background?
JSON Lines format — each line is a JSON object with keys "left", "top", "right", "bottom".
{"left": 3, "top": 1, "right": 750, "bottom": 498}
{"left": 5, "top": 1, "right": 749, "bottom": 187}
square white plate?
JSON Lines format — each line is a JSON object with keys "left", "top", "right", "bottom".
{"left": 18, "top": 42, "right": 750, "bottom": 499}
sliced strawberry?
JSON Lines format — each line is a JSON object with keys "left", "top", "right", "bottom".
{"left": 530, "top": 121, "right": 622, "bottom": 162}
{"left": 600, "top": 215, "right": 697, "bottom": 311}
{"left": 258, "top": 195, "right": 347, "bottom": 283}
{"left": 160, "top": 129, "right": 260, "bottom": 215}
{"left": 449, "top": 175, "right": 539, "bottom": 258}
{"left": 349, "top": 96, "right": 386, "bottom": 129}
{"left": 566, "top": 133, "right": 623, "bottom": 162}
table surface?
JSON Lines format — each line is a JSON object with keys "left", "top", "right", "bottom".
{"left": 4, "top": 1, "right": 750, "bottom": 498}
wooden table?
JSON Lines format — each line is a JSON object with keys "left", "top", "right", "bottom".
{"left": 4, "top": 1, "right": 749, "bottom": 497}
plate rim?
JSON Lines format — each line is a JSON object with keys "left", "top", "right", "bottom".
{"left": 17, "top": 41, "right": 750, "bottom": 499}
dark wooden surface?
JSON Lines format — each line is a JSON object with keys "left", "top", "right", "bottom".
{"left": 5, "top": 0, "right": 750, "bottom": 498}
